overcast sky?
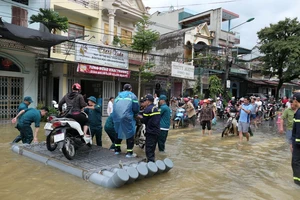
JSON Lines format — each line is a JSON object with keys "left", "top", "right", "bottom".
{"left": 143, "top": 0, "right": 300, "bottom": 49}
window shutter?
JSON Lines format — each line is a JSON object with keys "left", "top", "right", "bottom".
{"left": 12, "top": 6, "right": 20, "bottom": 25}
{"left": 21, "top": 8, "right": 28, "bottom": 27}
{"left": 11, "top": 6, "right": 28, "bottom": 27}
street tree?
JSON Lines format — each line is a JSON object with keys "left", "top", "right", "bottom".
{"left": 29, "top": 9, "right": 68, "bottom": 106}
{"left": 131, "top": 15, "right": 160, "bottom": 99}
{"left": 209, "top": 75, "right": 223, "bottom": 99}
{"left": 257, "top": 18, "right": 300, "bottom": 99}
{"left": 29, "top": 8, "right": 68, "bottom": 33}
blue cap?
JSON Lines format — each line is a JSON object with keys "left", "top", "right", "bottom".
{"left": 87, "top": 96, "right": 97, "bottom": 103}
{"left": 293, "top": 93, "right": 300, "bottom": 102}
{"left": 159, "top": 95, "right": 167, "bottom": 101}
{"left": 145, "top": 94, "right": 154, "bottom": 102}
{"left": 24, "top": 96, "right": 33, "bottom": 103}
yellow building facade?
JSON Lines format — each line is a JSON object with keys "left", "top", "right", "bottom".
{"left": 46, "top": 0, "right": 148, "bottom": 115}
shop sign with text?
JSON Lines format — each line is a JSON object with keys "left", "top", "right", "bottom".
{"left": 75, "top": 40, "right": 129, "bottom": 69}
{"left": 171, "top": 62, "right": 194, "bottom": 79}
{"left": 77, "top": 63, "right": 130, "bottom": 78}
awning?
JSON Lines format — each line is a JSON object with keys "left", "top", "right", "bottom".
{"left": 193, "top": 44, "right": 222, "bottom": 52}
{"left": 248, "top": 79, "right": 268, "bottom": 85}
{"left": 263, "top": 80, "right": 278, "bottom": 86}
{"left": 0, "top": 19, "right": 73, "bottom": 48}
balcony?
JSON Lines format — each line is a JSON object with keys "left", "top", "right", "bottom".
{"left": 52, "top": 0, "right": 100, "bottom": 19}
{"left": 219, "top": 30, "right": 236, "bottom": 47}
{"left": 68, "top": 0, "right": 99, "bottom": 10}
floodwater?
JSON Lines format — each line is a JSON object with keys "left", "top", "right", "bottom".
{"left": 0, "top": 119, "right": 299, "bottom": 200}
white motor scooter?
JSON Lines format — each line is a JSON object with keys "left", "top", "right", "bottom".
{"left": 44, "top": 114, "right": 92, "bottom": 160}
{"left": 221, "top": 111, "right": 238, "bottom": 137}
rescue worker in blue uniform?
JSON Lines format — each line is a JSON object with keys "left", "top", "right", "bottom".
{"left": 112, "top": 84, "right": 139, "bottom": 158}
{"left": 11, "top": 96, "right": 33, "bottom": 143}
{"left": 104, "top": 112, "right": 117, "bottom": 151}
{"left": 157, "top": 95, "right": 171, "bottom": 152}
{"left": 139, "top": 94, "right": 161, "bottom": 162}
{"left": 84, "top": 96, "right": 102, "bottom": 146}
{"left": 17, "top": 107, "right": 49, "bottom": 144}
{"left": 292, "top": 92, "right": 300, "bottom": 186}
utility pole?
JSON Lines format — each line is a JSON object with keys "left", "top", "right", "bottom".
{"left": 223, "top": 18, "right": 255, "bottom": 96}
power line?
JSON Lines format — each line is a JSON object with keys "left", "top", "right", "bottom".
{"left": 0, "top": 0, "right": 245, "bottom": 11}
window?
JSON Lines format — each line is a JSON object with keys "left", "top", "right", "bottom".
{"left": 0, "top": 56, "right": 21, "bottom": 72}
{"left": 68, "top": 23, "right": 85, "bottom": 39}
{"left": 104, "top": 23, "right": 117, "bottom": 44}
{"left": 121, "top": 29, "right": 132, "bottom": 45}
{"left": 67, "top": 23, "right": 84, "bottom": 53}
{"left": 11, "top": 6, "right": 28, "bottom": 27}
{"left": 12, "top": 0, "right": 29, "bottom": 6}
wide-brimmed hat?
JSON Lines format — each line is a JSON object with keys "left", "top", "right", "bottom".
{"left": 24, "top": 96, "right": 33, "bottom": 103}
{"left": 159, "top": 95, "right": 167, "bottom": 101}
{"left": 87, "top": 96, "right": 97, "bottom": 103}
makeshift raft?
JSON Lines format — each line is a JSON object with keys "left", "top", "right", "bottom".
{"left": 11, "top": 143, "right": 173, "bottom": 188}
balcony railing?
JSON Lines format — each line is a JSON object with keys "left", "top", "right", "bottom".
{"left": 68, "top": 0, "right": 99, "bottom": 10}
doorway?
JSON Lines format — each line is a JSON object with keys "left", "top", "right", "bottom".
{"left": 0, "top": 76, "right": 24, "bottom": 121}
{"left": 81, "top": 80, "right": 103, "bottom": 103}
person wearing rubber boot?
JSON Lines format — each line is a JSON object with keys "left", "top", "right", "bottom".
{"left": 17, "top": 107, "right": 49, "bottom": 144}
{"left": 84, "top": 96, "right": 102, "bottom": 146}
{"left": 157, "top": 95, "right": 171, "bottom": 152}
{"left": 112, "top": 84, "right": 139, "bottom": 158}
{"left": 138, "top": 94, "right": 161, "bottom": 162}
{"left": 11, "top": 96, "right": 33, "bottom": 143}
{"left": 291, "top": 92, "right": 300, "bottom": 186}
{"left": 104, "top": 112, "right": 117, "bottom": 151}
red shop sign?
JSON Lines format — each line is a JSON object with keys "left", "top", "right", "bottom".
{"left": 77, "top": 63, "right": 130, "bottom": 78}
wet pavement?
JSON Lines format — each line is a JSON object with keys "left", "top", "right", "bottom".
{"left": 0, "top": 119, "right": 299, "bottom": 200}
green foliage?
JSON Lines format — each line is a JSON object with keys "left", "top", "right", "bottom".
{"left": 36, "top": 101, "right": 58, "bottom": 122}
{"left": 257, "top": 17, "right": 300, "bottom": 99}
{"left": 194, "top": 53, "right": 225, "bottom": 70}
{"left": 131, "top": 15, "right": 160, "bottom": 53}
{"left": 112, "top": 35, "right": 120, "bottom": 46}
{"left": 132, "top": 70, "right": 155, "bottom": 83}
{"left": 29, "top": 8, "right": 69, "bottom": 32}
{"left": 209, "top": 75, "right": 223, "bottom": 99}
{"left": 130, "top": 15, "right": 160, "bottom": 99}
{"left": 193, "top": 75, "right": 201, "bottom": 95}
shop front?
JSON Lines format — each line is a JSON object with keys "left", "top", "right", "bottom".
{"left": 0, "top": 40, "right": 45, "bottom": 122}
{"left": 50, "top": 40, "right": 133, "bottom": 116}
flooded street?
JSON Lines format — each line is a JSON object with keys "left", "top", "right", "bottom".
{"left": 0, "top": 120, "right": 299, "bottom": 200}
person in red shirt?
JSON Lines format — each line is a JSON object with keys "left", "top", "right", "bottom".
{"left": 282, "top": 96, "right": 289, "bottom": 109}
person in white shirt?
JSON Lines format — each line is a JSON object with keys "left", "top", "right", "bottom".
{"left": 285, "top": 98, "right": 292, "bottom": 109}
{"left": 153, "top": 93, "right": 159, "bottom": 106}
{"left": 107, "top": 97, "right": 114, "bottom": 116}
{"left": 255, "top": 97, "right": 263, "bottom": 124}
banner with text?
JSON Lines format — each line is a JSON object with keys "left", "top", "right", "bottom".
{"left": 75, "top": 40, "right": 129, "bottom": 69}
{"left": 77, "top": 63, "right": 130, "bottom": 78}
{"left": 171, "top": 62, "right": 194, "bottom": 80}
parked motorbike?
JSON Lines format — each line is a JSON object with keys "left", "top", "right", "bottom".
{"left": 221, "top": 109, "right": 238, "bottom": 137}
{"left": 134, "top": 119, "right": 146, "bottom": 149}
{"left": 217, "top": 107, "right": 224, "bottom": 119}
{"left": 173, "top": 107, "right": 189, "bottom": 129}
{"left": 44, "top": 114, "right": 92, "bottom": 160}
{"left": 264, "top": 103, "right": 276, "bottom": 121}
{"left": 52, "top": 100, "right": 67, "bottom": 111}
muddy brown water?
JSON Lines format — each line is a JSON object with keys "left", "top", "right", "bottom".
{"left": 0, "top": 120, "right": 299, "bottom": 200}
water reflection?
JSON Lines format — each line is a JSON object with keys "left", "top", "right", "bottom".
{"left": 0, "top": 121, "right": 299, "bottom": 200}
